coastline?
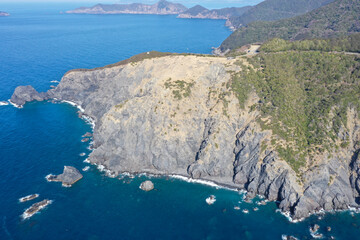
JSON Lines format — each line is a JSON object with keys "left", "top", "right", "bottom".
{"left": 47, "top": 69, "right": 360, "bottom": 224}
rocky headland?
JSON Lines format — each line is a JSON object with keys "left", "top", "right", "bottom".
{"left": 66, "top": 0, "right": 187, "bottom": 15}
{"left": 12, "top": 50, "right": 360, "bottom": 221}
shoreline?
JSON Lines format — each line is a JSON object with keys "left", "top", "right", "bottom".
{"left": 65, "top": 93, "right": 360, "bottom": 223}
{"left": 89, "top": 158, "right": 360, "bottom": 223}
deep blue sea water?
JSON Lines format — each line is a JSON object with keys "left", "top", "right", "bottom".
{"left": 1, "top": 3, "right": 360, "bottom": 240}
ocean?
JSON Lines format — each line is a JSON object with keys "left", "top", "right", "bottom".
{"left": 0, "top": 3, "right": 359, "bottom": 240}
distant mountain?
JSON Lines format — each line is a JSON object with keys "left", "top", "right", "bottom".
{"left": 227, "top": 0, "right": 335, "bottom": 29}
{"left": 220, "top": 0, "right": 360, "bottom": 52}
{"left": 0, "top": 11, "right": 10, "bottom": 16}
{"left": 66, "top": 0, "right": 188, "bottom": 15}
{"left": 178, "top": 5, "right": 252, "bottom": 20}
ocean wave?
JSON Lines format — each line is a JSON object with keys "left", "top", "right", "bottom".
{"left": 8, "top": 99, "right": 22, "bottom": 108}
{"left": 0, "top": 101, "right": 9, "bottom": 106}
{"left": 275, "top": 209, "right": 305, "bottom": 223}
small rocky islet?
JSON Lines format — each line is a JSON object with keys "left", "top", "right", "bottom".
{"left": 46, "top": 166, "right": 83, "bottom": 187}
{"left": 19, "top": 194, "right": 39, "bottom": 203}
{"left": 21, "top": 199, "right": 52, "bottom": 220}
{"left": 139, "top": 180, "right": 154, "bottom": 191}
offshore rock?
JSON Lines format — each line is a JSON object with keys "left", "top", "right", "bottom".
{"left": 10, "top": 85, "right": 48, "bottom": 107}
{"left": 21, "top": 199, "right": 52, "bottom": 219}
{"left": 139, "top": 180, "right": 154, "bottom": 191}
{"left": 47, "top": 166, "right": 83, "bottom": 187}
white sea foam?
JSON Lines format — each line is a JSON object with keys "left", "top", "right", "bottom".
{"left": 242, "top": 209, "right": 249, "bottom": 214}
{"left": 96, "top": 164, "right": 116, "bottom": 178}
{"left": 45, "top": 174, "right": 55, "bottom": 182}
{"left": 276, "top": 209, "right": 304, "bottom": 223}
{"left": 0, "top": 101, "right": 9, "bottom": 106}
{"left": 62, "top": 100, "right": 84, "bottom": 112}
{"left": 281, "top": 235, "right": 298, "bottom": 240}
{"left": 50, "top": 80, "right": 59, "bottom": 83}
{"left": 8, "top": 100, "right": 22, "bottom": 108}
{"left": 169, "top": 174, "right": 238, "bottom": 192}
{"left": 82, "top": 166, "right": 90, "bottom": 172}
{"left": 60, "top": 100, "right": 96, "bottom": 128}
{"left": 206, "top": 195, "right": 216, "bottom": 205}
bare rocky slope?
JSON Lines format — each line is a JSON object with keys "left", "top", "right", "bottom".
{"left": 11, "top": 52, "right": 360, "bottom": 220}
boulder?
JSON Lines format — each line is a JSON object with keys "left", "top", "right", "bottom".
{"left": 139, "top": 180, "right": 154, "bottom": 191}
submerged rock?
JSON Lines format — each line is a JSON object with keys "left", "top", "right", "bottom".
{"left": 21, "top": 199, "right": 52, "bottom": 219}
{"left": 10, "top": 85, "right": 48, "bottom": 107}
{"left": 139, "top": 180, "right": 154, "bottom": 191}
{"left": 47, "top": 166, "right": 83, "bottom": 187}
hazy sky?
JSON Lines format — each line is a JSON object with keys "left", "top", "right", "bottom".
{"left": 0, "top": 0, "right": 264, "bottom": 8}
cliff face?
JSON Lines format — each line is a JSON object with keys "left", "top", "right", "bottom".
{"left": 66, "top": 0, "right": 188, "bottom": 15}
{"left": 13, "top": 53, "right": 360, "bottom": 220}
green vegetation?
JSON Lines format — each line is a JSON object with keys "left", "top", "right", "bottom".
{"left": 228, "top": 0, "right": 333, "bottom": 29}
{"left": 115, "top": 100, "right": 128, "bottom": 110}
{"left": 180, "top": 5, "right": 252, "bottom": 19}
{"left": 260, "top": 34, "right": 360, "bottom": 53}
{"left": 221, "top": 0, "right": 360, "bottom": 52}
{"left": 230, "top": 38, "right": 360, "bottom": 172}
{"left": 164, "top": 79, "right": 195, "bottom": 100}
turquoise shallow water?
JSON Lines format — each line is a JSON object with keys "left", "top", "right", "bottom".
{"left": 1, "top": 3, "right": 360, "bottom": 240}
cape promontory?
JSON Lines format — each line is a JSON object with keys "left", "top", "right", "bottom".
{"left": 11, "top": 42, "right": 360, "bottom": 220}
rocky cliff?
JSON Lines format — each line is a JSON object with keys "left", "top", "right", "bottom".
{"left": 12, "top": 52, "right": 360, "bottom": 220}
{"left": 66, "top": 0, "right": 187, "bottom": 15}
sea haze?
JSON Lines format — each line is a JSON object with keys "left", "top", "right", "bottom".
{"left": 0, "top": 3, "right": 360, "bottom": 240}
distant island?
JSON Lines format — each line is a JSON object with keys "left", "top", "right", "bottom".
{"left": 66, "top": 0, "right": 253, "bottom": 23}
{"left": 0, "top": 11, "right": 10, "bottom": 17}
{"left": 65, "top": 0, "right": 337, "bottom": 31}
{"left": 66, "top": 0, "right": 187, "bottom": 15}
{"left": 177, "top": 5, "right": 252, "bottom": 20}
